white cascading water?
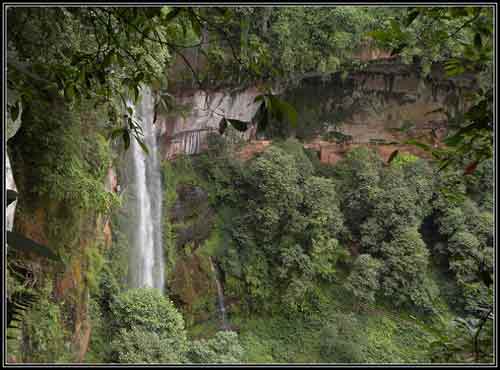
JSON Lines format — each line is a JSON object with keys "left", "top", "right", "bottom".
{"left": 128, "top": 87, "right": 165, "bottom": 291}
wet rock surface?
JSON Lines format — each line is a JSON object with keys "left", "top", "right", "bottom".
{"left": 169, "top": 184, "right": 214, "bottom": 250}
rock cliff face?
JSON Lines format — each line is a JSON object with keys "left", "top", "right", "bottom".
{"left": 8, "top": 148, "right": 117, "bottom": 363}
{"left": 284, "top": 59, "right": 476, "bottom": 144}
{"left": 167, "top": 184, "right": 218, "bottom": 326}
{"left": 156, "top": 87, "right": 262, "bottom": 160}
{"left": 291, "top": 61, "right": 476, "bottom": 165}
{"left": 158, "top": 60, "right": 476, "bottom": 160}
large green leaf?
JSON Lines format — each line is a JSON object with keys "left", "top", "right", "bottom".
{"left": 276, "top": 99, "right": 298, "bottom": 127}
{"left": 443, "top": 134, "right": 465, "bottom": 147}
{"left": 163, "top": 7, "right": 182, "bottom": 23}
{"left": 64, "top": 84, "right": 75, "bottom": 101}
{"left": 122, "top": 129, "right": 131, "bottom": 150}
{"left": 388, "top": 150, "right": 400, "bottom": 164}
{"left": 187, "top": 10, "right": 202, "bottom": 39}
{"left": 226, "top": 118, "right": 249, "bottom": 132}
{"left": 218, "top": 117, "right": 228, "bottom": 134}
{"left": 254, "top": 95, "right": 265, "bottom": 104}
{"left": 108, "top": 127, "right": 125, "bottom": 141}
{"left": 135, "top": 136, "right": 150, "bottom": 155}
{"left": 255, "top": 103, "right": 269, "bottom": 132}
{"left": 367, "top": 30, "right": 393, "bottom": 44}
{"left": 7, "top": 190, "right": 18, "bottom": 207}
{"left": 404, "top": 139, "right": 431, "bottom": 152}
{"left": 7, "top": 291, "right": 38, "bottom": 333}
{"left": 267, "top": 95, "right": 298, "bottom": 127}
{"left": 7, "top": 231, "right": 61, "bottom": 262}
{"left": 474, "top": 33, "right": 482, "bottom": 49}
{"left": 391, "top": 42, "right": 408, "bottom": 56}
{"left": 405, "top": 9, "right": 420, "bottom": 27}
{"left": 10, "top": 101, "right": 20, "bottom": 122}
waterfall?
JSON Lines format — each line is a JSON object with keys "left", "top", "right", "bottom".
{"left": 209, "top": 257, "right": 230, "bottom": 330}
{"left": 127, "top": 87, "right": 165, "bottom": 291}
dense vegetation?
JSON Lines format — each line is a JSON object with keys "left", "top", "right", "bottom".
{"left": 160, "top": 137, "right": 493, "bottom": 363}
{"left": 5, "top": 5, "right": 494, "bottom": 365}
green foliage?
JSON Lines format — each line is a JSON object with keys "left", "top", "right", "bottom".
{"left": 264, "top": 7, "right": 383, "bottom": 78}
{"left": 231, "top": 291, "right": 435, "bottom": 364}
{"left": 83, "top": 242, "right": 105, "bottom": 295}
{"left": 333, "top": 147, "right": 383, "bottom": 239}
{"left": 432, "top": 181, "right": 493, "bottom": 307}
{"left": 8, "top": 91, "right": 119, "bottom": 214}
{"left": 104, "top": 216, "right": 130, "bottom": 291}
{"left": 390, "top": 152, "right": 419, "bottom": 167}
{"left": 378, "top": 228, "right": 434, "bottom": 311}
{"left": 211, "top": 144, "right": 346, "bottom": 313}
{"left": 7, "top": 7, "right": 186, "bottom": 149}
{"left": 369, "top": 7, "right": 492, "bottom": 74}
{"left": 6, "top": 82, "right": 121, "bottom": 364}
{"left": 6, "top": 5, "right": 495, "bottom": 365}
{"left": 344, "top": 254, "right": 383, "bottom": 308}
{"left": 165, "top": 7, "right": 386, "bottom": 88}
{"left": 187, "top": 331, "right": 244, "bottom": 364}
{"left": 320, "top": 314, "right": 367, "bottom": 363}
{"left": 7, "top": 293, "right": 37, "bottom": 342}
{"left": 370, "top": 7, "right": 493, "bottom": 171}
{"left": 428, "top": 312, "right": 494, "bottom": 363}
{"left": 86, "top": 297, "right": 113, "bottom": 362}
{"left": 360, "top": 165, "right": 433, "bottom": 253}
{"left": 426, "top": 179, "right": 494, "bottom": 370}
{"left": 253, "top": 93, "right": 299, "bottom": 136}
{"left": 323, "top": 131, "right": 354, "bottom": 144}
{"left": 362, "top": 311, "right": 433, "bottom": 363}
{"left": 111, "top": 328, "right": 187, "bottom": 363}
{"left": 448, "top": 230, "right": 492, "bottom": 285}
{"left": 161, "top": 154, "right": 209, "bottom": 276}
{"left": 5, "top": 82, "right": 123, "bottom": 369}
{"left": 274, "top": 139, "right": 315, "bottom": 179}
{"left": 247, "top": 146, "right": 302, "bottom": 212}
{"left": 7, "top": 6, "right": 385, "bottom": 149}
{"left": 111, "top": 288, "right": 186, "bottom": 334}
{"left": 332, "top": 149, "right": 439, "bottom": 312}
{"left": 109, "top": 288, "right": 188, "bottom": 363}
{"left": 94, "top": 284, "right": 246, "bottom": 364}
{"left": 464, "top": 158, "right": 494, "bottom": 211}
{"left": 19, "top": 282, "right": 71, "bottom": 363}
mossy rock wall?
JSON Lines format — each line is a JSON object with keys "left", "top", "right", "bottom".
{"left": 6, "top": 93, "right": 117, "bottom": 363}
{"left": 279, "top": 60, "right": 476, "bottom": 141}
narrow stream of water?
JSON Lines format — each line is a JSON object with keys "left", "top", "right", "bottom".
{"left": 209, "top": 257, "right": 230, "bottom": 330}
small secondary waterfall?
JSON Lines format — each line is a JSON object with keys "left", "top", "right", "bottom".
{"left": 127, "top": 87, "right": 165, "bottom": 291}
{"left": 209, "top": 257, "right": 230, "bottom": 330}
{"left": 182, "top": 130, "right": 203, "bottom": 155}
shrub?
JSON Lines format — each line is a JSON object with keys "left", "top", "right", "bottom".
{"left": 378, "top": 228, "right": 434, "bottom": 310}
{"left": 109, "top": 288, "right": 188, "bottom": 363}
{"left": 110, "top": 288, "right": 186, "bottom": 336}
{"left": 344, "top": 254, "right": 383, "bottom": 308}
{"left": 187, "top": 331, "right": 244, "bottom": 364}
{"left": 21, "top": 283, "right": 71, "bottom": 363}
{"left": 111, "top": 328, "right": 186, "bottom": 363}
{"left": 319, "top": 314, "right": 366, "bottom": 363}
{"left": 333, "top": 147, "right": 383, "bottom": 238}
